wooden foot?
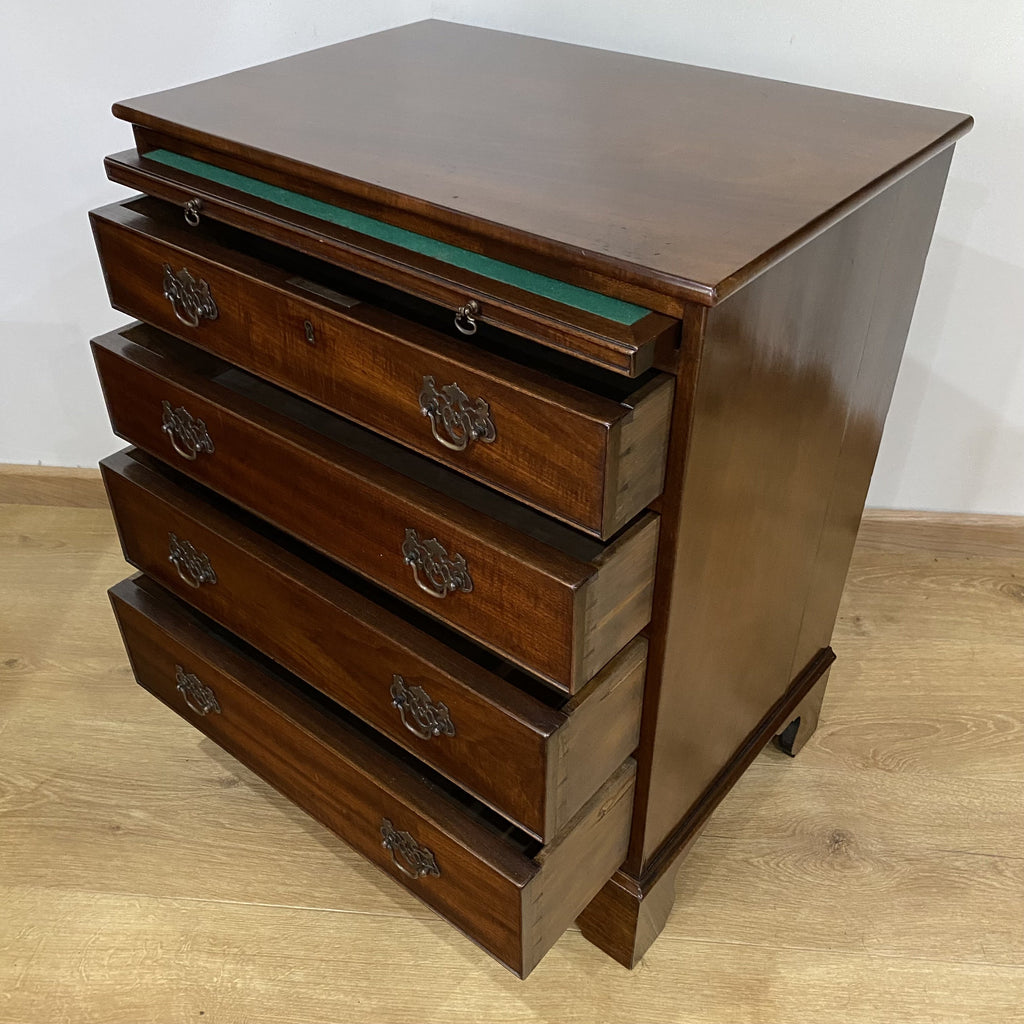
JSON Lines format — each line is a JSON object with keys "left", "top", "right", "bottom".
{"left": 774, "top": 667, "right": 831, "bottom": 756}
{"left": 579, "top": 649, "right": 835, "bottom": 967}
{"left": 576, "top": 864, "right": 681, "bottom": 968}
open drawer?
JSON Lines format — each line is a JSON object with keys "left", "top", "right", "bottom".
{"left": 102, "top": 447, "right": 645, "bottom": 840}
{"left": 91, "top": 196, "right": 674, "bottom": 538}
{"left": 92, "top": 324, "right": 659, "bottom": 692}
{"left": 110, "top": 575, "right": 636, "bottom": 978}
{"left": 103, "top": 147, "right": 679, "bottom": 377}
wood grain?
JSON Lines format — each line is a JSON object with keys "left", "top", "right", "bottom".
{"left": 100, "top": 448, "right": 644, "bottom": 840}
{"left": 630, "top": 148, "right": 957, "bottom": 868}
{"left": 1, "top": 500, "right": 1022, "bottom": 1019}
{"left": 0, "top": 464, "right": 106, "bottom": 507}
{"left": 2, "top": 887, "right": 1021, "bottom": 1024}
{"left": 602, "top": 374, "right": 676, "bottom": 541}
{"left": 91, "top": 323, "right": 658, "bottom": 691}
{"left": 858, "top": 508, "right": 1024, "bottom": 558}
{"left": 90, "top": 197, "right": 673, "bottom": 536}
{"left": 109, "top": 21, "right": 972, "bottom": 307}
{"left": 103, "top": 147, "right": 677, "bottom": 376}
{"left": 108, "top": 574, "right": 637, "bottom": 977}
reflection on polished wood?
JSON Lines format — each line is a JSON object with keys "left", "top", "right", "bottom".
{"left": 1, "top": 487, "right": 1021, "bottom": 1021}
{"left": 93, "top": 23, "right": 975, "bottom": 972}
{"left": 112, "top": 21, "right": 972, "bottom": 309}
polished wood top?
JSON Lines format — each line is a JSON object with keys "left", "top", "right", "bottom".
{"left": 113, "top": 20, "right": 971, "bottom": 303}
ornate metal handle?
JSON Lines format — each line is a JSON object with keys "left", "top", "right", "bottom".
{"left": 162, "top": 263, "right": 219, "bottom": 328}
{"left": 161, "top": 400, "right": 215, "bottom": 461}
{"left": 168, "top": 532, "right": 218, "bottom": 589}
{"left": 418, "top": 376, "right": 496, "bottom": 452}
{"left": 380, "top": 818, "right": 440, "bottom": 879}
{"left": 453, "top": 299, "right": 479, "bottom": 335}
{"left": 390, "top": 674, "right": 455, "bottom": 740}
{"left": 401, "top": 528, "right": 473, "bottom": 599}
{"left": 175, "top": 665, "right": 221, "bottom": 716}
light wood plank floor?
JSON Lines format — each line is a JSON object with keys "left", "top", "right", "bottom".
{"left": 1, "top": 468, "right": 1022, "bottom": 1023}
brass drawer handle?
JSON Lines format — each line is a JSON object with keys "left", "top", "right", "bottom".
{"left": 183, "top": 198, "right": 203, "bottom": 227}
{"left": 175, "top": 665, "right": 221, "bottom": 716}
{"left": 418, "top": 375, "right": 496, "bottom": 452}
{"left": 401, "top": 528, "right": 473, "bottom": 599}
{"left": 168, "top": 532, "right": 218, "bottom": 589}
{"left": 380, "top": 818, "right": 440, "bottom": 879}
{"left": 453, "top": 298, "right": 479, "bottom": 335}
{"left": 162, "top": 263, "right": 219, "bottom": 328}
{"left": 161, "top": 400, "right": 215, "bottom": 461}
{"left": 390, "top": 674, "right": 455, "bottom": 740}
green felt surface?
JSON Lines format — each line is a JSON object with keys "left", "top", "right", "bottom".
{"left": 146, "top": 149, "right": 650, "bottom": 326}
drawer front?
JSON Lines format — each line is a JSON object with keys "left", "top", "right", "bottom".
{"left": 91, "top": 198, "right": 674, "bottom": 539}
{"left": 101, "top": 447, "right": 646, "bottom": 840}
{"left": 92, "top": 324, "right": 659, "bottom": 692}
{"left": 109, "top": 575, "right": 636, "bottom": 977}
{"left": 104, "top": 147, "right": 680, "bottom": 377}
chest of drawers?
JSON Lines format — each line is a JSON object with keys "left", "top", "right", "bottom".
{"left": 90, "top": 20, "right": 971, "bottom": 977}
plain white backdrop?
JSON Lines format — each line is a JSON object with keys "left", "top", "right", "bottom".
{"left": 2, "top": 1, "right": 1021, "bottom": 513}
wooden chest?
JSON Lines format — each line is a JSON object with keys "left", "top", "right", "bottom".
{"left": 89, "top": 20, "right": 971, "bottom": 976}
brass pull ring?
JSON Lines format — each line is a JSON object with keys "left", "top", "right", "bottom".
{"left": 183, "top": 198, "right": 203, "bottom": 227}
{"left": 454, "top": 299, "right": 479, "bottom": 335}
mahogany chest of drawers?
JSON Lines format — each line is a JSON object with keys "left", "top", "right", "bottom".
{"left": 90, "top": 20, "right": 971, "bottom": 977}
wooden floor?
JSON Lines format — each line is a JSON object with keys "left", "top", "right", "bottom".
{"left": 1, "top": 466, "right": 1022, "bottom": 1023}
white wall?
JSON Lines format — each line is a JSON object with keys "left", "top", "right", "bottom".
{"left": 3, "top": 2, "right": 1022, "bottom": 514}
{"left": 431, "top": 0, "right": 1024, "bottom": 514}
{"left": 0, "top": 2, "right": 429, "bottom": 468}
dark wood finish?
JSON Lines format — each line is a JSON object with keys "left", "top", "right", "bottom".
{"left": 775, "top": 668, "right": 831, "bottom": 757}
{"left": 576, "top": 857, "right": 682, "bottom": 970}
{"left": 104, "top": 148, "right": 679, "bottom": 376}
{"left": 101, "top": 447, "right": 645, "bottom": 839}
{"left": 635, "top": 647, "right": 835, "bottom": 884}
{"left": 623, "top": 149, "right": 956, "bottom": 873}
{"left": 108, "top": 574, "right": 636, "bottom": 978}
{"left": 89, "top": 25, "right": 972, "bottom": 975}
{"left": 91, "top": 197, "right": 673, "bottom": 537}
{"left": 110, "top": 21, "right": 971, "bottom": 308}
{"left": 92, "top": 324, "right": 660, "bottom": 692}
{"left": 579, "top": 645, "right": 835, "bottom": 967}
{"left": 783, "top": 151, "right": 961, "bottom": 684}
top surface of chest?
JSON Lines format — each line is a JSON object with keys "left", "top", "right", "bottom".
{"left": 113, "top": 20, "right": 970, "bottom": 303}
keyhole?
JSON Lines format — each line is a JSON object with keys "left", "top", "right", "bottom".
{"left": 303, "top": 320, "right": 315, "bottom": 345}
